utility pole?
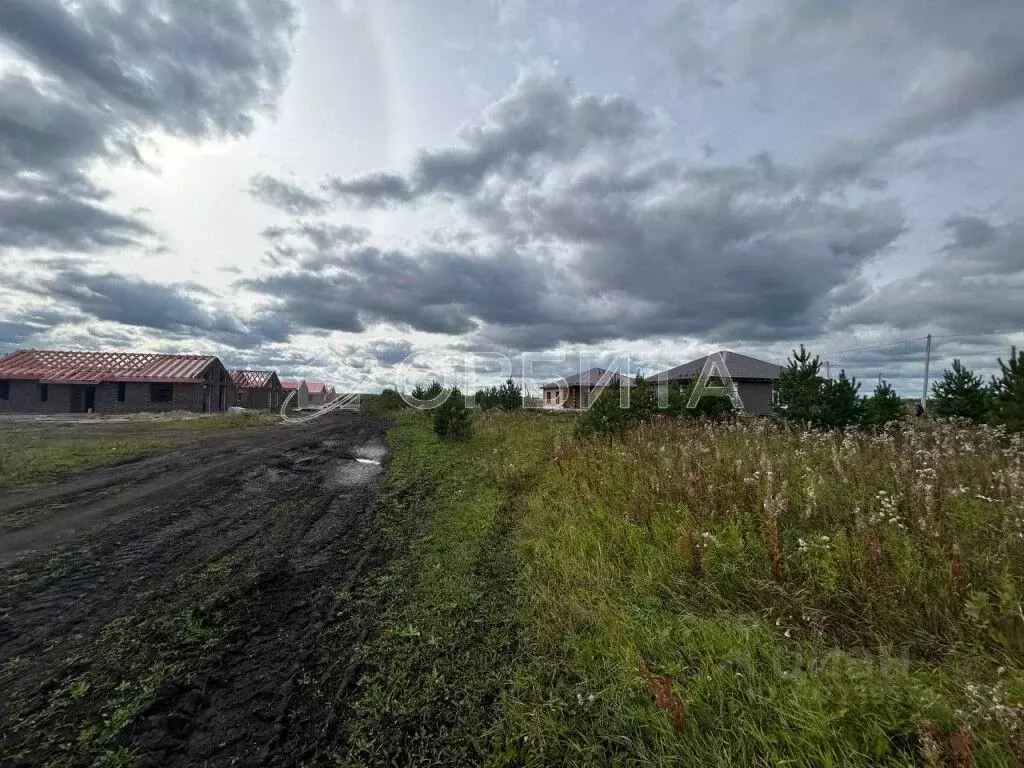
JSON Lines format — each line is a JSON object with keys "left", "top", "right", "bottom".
{"left": 921, "top": 333, "right": 932, "bottom": 411}
{"left": 826, "top": 360, "right": 831, "bottom": 381}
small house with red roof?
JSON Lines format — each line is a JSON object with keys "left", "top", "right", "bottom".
{"left": 306, "top": 381, "right": 329, "bottom": 407}
{"left": 280, "top": 379, "right": 309, "bottom": 410}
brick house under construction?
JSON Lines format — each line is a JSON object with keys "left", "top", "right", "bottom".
{"left": 0, "top": 349, "right": 234, "bottom": 415}
{"left": 229, "top": 370, "right": 285, "bottom": 412}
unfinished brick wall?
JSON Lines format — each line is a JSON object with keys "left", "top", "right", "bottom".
{"left": 0, "top": 379, "right": 231, "bottom": 415}
{"left": 0, "top": 380, "right": 74, "bottom": 414}
{"left": 235, "top": 386, "right": 284, "bottom": 411}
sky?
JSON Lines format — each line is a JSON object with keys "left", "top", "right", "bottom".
{"left": 1, "top": 0, "right": 1022, "bottom": 396}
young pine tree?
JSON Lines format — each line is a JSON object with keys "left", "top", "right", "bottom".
{"left": 988, "top": 346, "right": 1024, "bottom": 433}
{"left": 931, "top": 359, "right": 988, "bottom": 422}
{"left": 819, "top": 370, "right": 864, "bottom": 429}
{"left": 776, "top": 345, "right": 825, "bottom": 424}
{"left": 862, "top": 379, "right": 904, "bottom": 428}
{"left": 433, "top": 387, "right": 473, "bottom": 440}
{"left": 576, "top": 384, "right": 631, "bottom": 440}
{"left": 629, "top": 373, "right": 658, "bottom": 423}
{"left": 474, "top": 386, "right": 499, "bottom": 410}
{"left": 496, "top": 377, "right": 523, "bottom": 411}
{"left": 412, "top": 380, "right": 444, "bottom": 407}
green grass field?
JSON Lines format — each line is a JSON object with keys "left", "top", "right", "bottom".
{"left": 349, "top": 410, "right": 1024, "bottom": 766}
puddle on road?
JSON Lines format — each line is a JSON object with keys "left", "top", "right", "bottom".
{"left": 353, "top": 443, "right": 386, "bottom": 463}
{"left": 315, "top": 440, "right": 388, "bottom": 487}
{"left": 327, "top": 459, "right": 383, "bottom": 487}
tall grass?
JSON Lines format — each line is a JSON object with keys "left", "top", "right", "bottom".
{"left": 505, "top": 417, "right": 1024, "bottom": 765}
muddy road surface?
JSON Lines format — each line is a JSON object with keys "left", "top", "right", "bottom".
{"left": 0, "top": 411, "right": 398, "bottom": 767}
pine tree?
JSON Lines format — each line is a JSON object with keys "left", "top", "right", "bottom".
{"left": 988, "top": 346, "right": 1024, "bottom": 433}
{"left": 412, "top": 380, "right": 444, "bottom": 406}
{"left": 776, "top": 345, "right": 825, "bottom": 424}
{"left": 474, "top": 386, "right": 500, "bottom": 410}
{"left": 629, "top": 373, "right": 657, "bottom": 423}
{"left": 862, "top": 380, "right": 904, "bottom": 428}
{"left": 433, "top": 387, "right": 473, "bottom": 440}
{"left": 496, "top": 377, "right": 523, "bottom": 411}
{"left": 664, "top": 381, "right": 689, "bottom": 417}
{"left": 931, "top": 359, "right": 988, "bottom": 422}
{"left": 576, "top": 384, "right": 630, "bottom": 439}
{"left": 819, "top": 370, "right": 864, "bottom": 429}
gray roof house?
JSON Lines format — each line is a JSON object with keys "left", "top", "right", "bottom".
{"left": 653, "top": 351, "right": 782, "bottom": 416}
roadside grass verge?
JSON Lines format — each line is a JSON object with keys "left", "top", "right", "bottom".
{"left": 339, "top": 410, "right": 570, "bottom": 766}
{"left": 349, "top": 411, "right": 1023, "bottom": 764}
{"left": 0, "top": 437, "right": 180, "bottom": 490}
{"left": 0, "top": 413, "right": 281, "bottom": 489}
{"left": 145, "top": 412, "right": 281, "bottom": 430}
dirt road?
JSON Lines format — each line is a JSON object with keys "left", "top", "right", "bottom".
{"left": 0, "top": 411, "right": 395, "bottom": 767}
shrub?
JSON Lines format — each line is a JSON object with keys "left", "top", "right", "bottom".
{"left": 576, "top": 384, "right": 630, "bottom": 440}
{"left": 682, "top": 374, "right": 736, "bottom": 418}
{"left": 433, "top": 387, "right": 473, "bottom": 441}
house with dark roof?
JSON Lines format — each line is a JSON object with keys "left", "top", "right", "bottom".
{"left": 653, "top": 350, "right": 782, "bottom": 416}
{"left": 229, "top": 370, "right": 284, "bottom": 412}
{"left": 540, "top": 367, "right": 634, "bottom": 409}
{"left": 0, "top": 349, "right": 233, "bottom": 415}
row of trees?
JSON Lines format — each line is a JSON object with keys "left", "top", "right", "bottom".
{"left": 774, "top": 346, "right": 902, "bottom": 429}
{"left": 776, "top": 345, "right": 1024, "bottom": 431}
{"left": 929, "top": 350, "right": 1024, "bottom": 431}
{"left": 473, "top": 378, "right": 523, "bottom": 411}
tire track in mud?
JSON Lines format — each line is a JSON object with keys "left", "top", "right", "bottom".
{"left": 0, "top": 411, "right": 398, "bottom": 767}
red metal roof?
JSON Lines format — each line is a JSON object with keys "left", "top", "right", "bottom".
{"left": 0, "top": 349, "right": 222, "bottom": 384}
{"left": 307, "top": 381, "right": 327, "bottom": 395}
{"left": 280, "top": 379, "right": 303, "bottom": 391}
{"left": 229, "top": 370, "right": 279, "bottom": 389}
